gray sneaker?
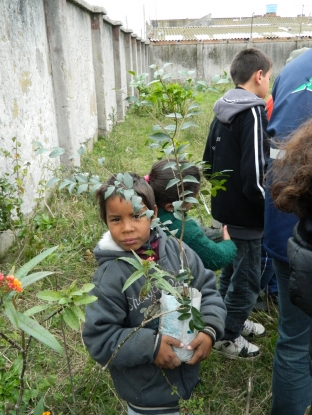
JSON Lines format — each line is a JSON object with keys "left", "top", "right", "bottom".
{"left": 213, "top": 335, "right": 260, "bottom": 359}
{"left": 241, "top": 319, "right": 266, "bottom": 339}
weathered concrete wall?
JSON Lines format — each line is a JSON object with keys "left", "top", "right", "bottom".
{"left": 102, "top": 16, "right": 118, "bottom": 129}
{"left": 0, "top": 0, "right": 150, "bottom": 218}
{"left": 0, "top": 0, "right": 60, "bottom": 215}
{"left": 1, "top": 0, "right": 311, "bottom": 225}
{"left": 150, "top": 40, "right": 312, "bottom": 82}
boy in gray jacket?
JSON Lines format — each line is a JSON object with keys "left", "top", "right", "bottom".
{"left": 82, "top": 173, "right": 226, "bottom": 415}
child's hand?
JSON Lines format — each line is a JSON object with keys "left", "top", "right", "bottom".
{"left": 223, "top": 225, "right": 231, "bottom": 240}
{"left": 154, "top": 335, "right": 183, "bottom": 369}
{"left": 185, "top": 332, "right": 213, "bottom": 365}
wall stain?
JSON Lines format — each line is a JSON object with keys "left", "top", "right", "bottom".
{"left": 13, "top": 99, "right": 18, "bottom": 118}
{"left": 19, "top": 71, "right": 31, "bottom": 93}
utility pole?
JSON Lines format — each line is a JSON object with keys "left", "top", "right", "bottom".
{"left": 143, "top": 5, "right": 145, "bottom": 39}
{"left": 250, "top": 12, "right": 255, "bottom": 41}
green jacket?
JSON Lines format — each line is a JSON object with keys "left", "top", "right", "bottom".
{"left": 158, "top": 207, "right": 237, "bottom": 271}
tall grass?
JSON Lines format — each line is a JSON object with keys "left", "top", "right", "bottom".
{"left": 0, "top": 86, "right": 277, "bottom": 414}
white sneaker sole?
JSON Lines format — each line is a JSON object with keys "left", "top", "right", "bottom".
{"left": 213, "top": 347, "right": 260, "bottom": 360}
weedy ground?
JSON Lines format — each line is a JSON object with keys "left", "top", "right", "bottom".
{"left": 1, "top": 87, "right": 277, "bottom": 414}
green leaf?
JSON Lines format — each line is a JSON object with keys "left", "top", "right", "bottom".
{"left": 75, "top": 174, "right": 88, "bottom": 183}
{"left": 74, "top": 295, "right": 97, "bottom": 305}
{"left": 15, "top": 246, "right": 58, "bottom": 280}
{"left": 81, "top": 283, "right": 95, "bottom": 293}
{"left": 122, "top": 270, "right": 145, "bottom": 292}
{"left": 91, "top": 183, "right": 102, "bottom": 193}
{"left": 36, "top": 290, "right": 62, "bottom": 302}
{"left": 124, "top": 188, "right": 135, "bottom": 202}
{"left": 166, "top": 178, "right": 180, "bottom": 189}
{"left": 68, "top": 183, "right": 76, "bottom": 194}
{"left": 191, "top": 306, "right": 202, "bottom": 318}
{"left": 184, "top": 197, "right": 199, "bottom": 204}
{"left": 49, "top": 147, "right": 65, "bottom": 158}
{"left": 181, "top": 122, "right": 198, "bottom": 130}
{"left": 77, "top": 183, "right": 88, "bottom": 194}
{"left": 162, "top": 73, "right": 173, "bottom": 79}
{"left": 46, "top": 177, "right": 60, "bottom": 188}
{"left": 163, "top": 161, "right": 177, "bottom": 170}
{"left": 176, "top": 144, "right": 189, "bottom": 154}
{"left": 183, "top": 175, "right": 200, "bottom": 183}
{"left": 173, "top": 211, "right": 183, "bottom": 221}
{"left": 164, "top": 124, "right": 177, "bottom": 132}
{"left": 128, "top": 70, "right": 136, "bottom": 75}
{"left": 125, "top": 96, "right": 139, "bottom": 103}
{"left": 152, "top": 124, "right": 162, "bottom": 131}
{"left": 24, "top": 304, "right": 51, "bottom": 316}
{"left": 58, "top": 297, "right": 70, "bottom": 305}
{"left": 178, "top": 313, "right": 191, "bottom": 321}
{"left": 77, "top": 146, "right": 85, "bottom": 155}
{"left": 189, "top": 320, "right": 195, "bottom": 332}
{"left": 16, "top": 312, "right": 63, "bottom": 354}
{"left": 123, "top": 172, "right": 134, "bottom": 188}
{"left": 188, "top": 102, "right": 200, "bottom": 110}
{"left": 118, "top": 256, "right": 143, "bottom": 270}
{"left": 166, "top": 113, "right": 183, "bottom": 119}
{"left": 62, "top": 308, "right": 79, "bottom": 331}
{"left": 4, "top": 300, "right": 19, "bottom": 329}
{"left": 20, "top": 271, "right": 55, "bottom": 290}
{"left": 98, "top": 157, "right": 105, "bottom": 166}
{"left": 70, "top": 305, "right": 86, "bottom": 322}
{"left": 90, "top": 176, "right": 101, "bottom": 184}
{"left": 156, "top": 279, "right": 182, "bottom": 299}
{"left": 179, "top": 69, "right": 195, "bottom": 77}
{"left": 180, "top": 162, "right": 193, "bottom": 171}
{"left": 104, "top": 186, "right": 115, "bottom": 199}
{"left": 148, "top": 132, "right": 171, "bottom": 142}
{"left": 33, "top": 397, "right": 45, "bottom": 415}
{"left": 185, "top": 111, "right": 201, "bottom": 118}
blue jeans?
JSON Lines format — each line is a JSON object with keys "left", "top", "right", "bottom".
{"left": 261, "top": 246, "right": 277, "bottom": 293}
{"left": 219, "top": 238, "right": 261, "bottom": 340}
{"left": 271, "top": 259, "right": 312, "bottom": 415}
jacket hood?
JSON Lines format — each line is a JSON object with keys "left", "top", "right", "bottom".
{"left": 94, "top": 231, "right": 126, "bottom": 265}
{"left": 213, "top": 88, "right": 266, "bottom": 123}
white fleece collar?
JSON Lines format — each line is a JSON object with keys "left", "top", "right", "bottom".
{"left": 98, "top": 231, "right": 124, "bottom": 251}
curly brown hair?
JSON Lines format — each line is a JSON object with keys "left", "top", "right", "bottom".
{"left": 270, "top": 119, "right": 312, "bottom": 219}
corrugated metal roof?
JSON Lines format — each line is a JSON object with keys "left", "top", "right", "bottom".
{"left": 148, "top": 16, "right": 312, "bottom": 42}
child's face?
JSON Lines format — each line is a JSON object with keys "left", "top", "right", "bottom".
{"left": 258, "top": 68, "right": 272, "bottom": 99}
{"left": 106, "top": 196, "right": 153, "bottom": 251}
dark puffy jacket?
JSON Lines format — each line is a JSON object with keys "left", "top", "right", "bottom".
{"left": 287, "top": 218, "right": 312, "bottom": 374}
{"left": 288, "top": 220, "right": 312, "bottom": 317}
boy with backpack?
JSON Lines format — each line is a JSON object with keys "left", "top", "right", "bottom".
{"left": 203, "top": 48, "right": 272, "bottom": 358}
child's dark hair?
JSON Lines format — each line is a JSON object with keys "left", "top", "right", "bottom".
{"left": 230, "top": 48, "right": 273, "bottom": 86}
{"left": 148, "top": 159, "right": 200, "bottom": 208}
{"left": 270, "top": 119, "right": 312, "bottom": 220}
{"left": 96, "top": 173, "right": 156, "bottom": 225}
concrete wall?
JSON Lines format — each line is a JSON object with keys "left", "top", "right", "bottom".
{"left": 150, "top": 40, "right": 312, "bottom": 82}
{"left": 1, "top": 0, "right": 311, "bottom": 221}
{"left": 0, "top": 0, "right": 150, "bottom": 216}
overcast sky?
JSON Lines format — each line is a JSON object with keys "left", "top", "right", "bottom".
{"left": 86, "top": 1, "right": 312, "bottom": 37}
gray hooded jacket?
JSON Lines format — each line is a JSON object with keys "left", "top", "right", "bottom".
{"left": 82, "top": 226, "right": 226, "bottom": 414}
{"left": 203, "top": 88, "right": 269, "bottom": 236}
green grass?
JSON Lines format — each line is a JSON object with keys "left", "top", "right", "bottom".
{"left": 0, "top": 85, "right": 277, "bottom": 414}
